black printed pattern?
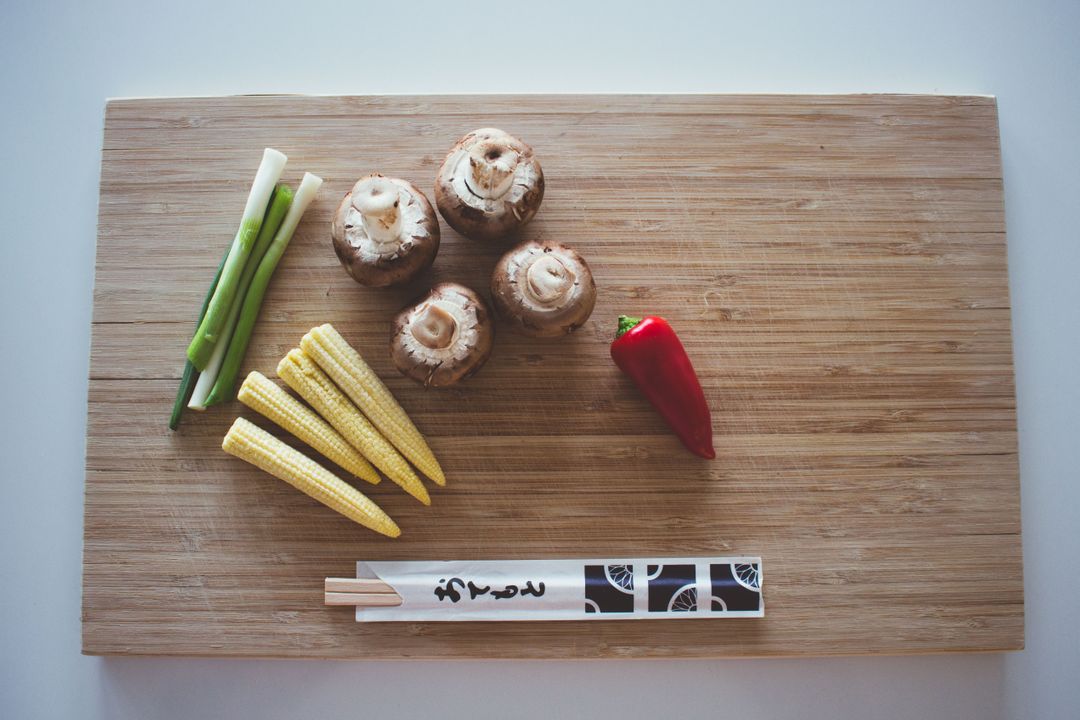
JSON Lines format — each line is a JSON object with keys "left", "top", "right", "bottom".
{"left": 647, "top": 564, "right": 697, "bottom": 612}
{"left": 584, "top": 564, "right": 634, "bottom": 613}
{"left": 709, "top": 563, "right": 762, "bottom": 611}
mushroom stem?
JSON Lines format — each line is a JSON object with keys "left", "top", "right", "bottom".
{"left": 354, "top": 176, "right": 402, "bottom": 245}
{"left": 391, "top": 283, "right": 494, "bottom": 387}
{"left": 490, "top": 240, "right": 596, "bottom": 338}
{"left": 524, "top": 254, "right": 575, "bottom": 306}
{"left": 467, "top": 141, "right": 519, "bottom": 199}
{"left": 412, "top": 303, "right": 458, "bottom": 350}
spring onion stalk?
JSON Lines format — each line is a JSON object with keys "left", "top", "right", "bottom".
{"left": 186, "top": 148, "right": 288, "bottom": 370}
{"left": 168, "top": 247, "right": 230, "bottom": 429}
{"left": 199, "top": 185, "right": 295, "bottom": 407}
{"left": 188, "top": 185, "right": 294, "bottom": 411}
{"left": 210, "top": 172, "right": 324, "bottom": 402}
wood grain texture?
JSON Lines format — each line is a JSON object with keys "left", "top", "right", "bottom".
{"left": 82, "top": 94, "right": 1022, "bottom": 658}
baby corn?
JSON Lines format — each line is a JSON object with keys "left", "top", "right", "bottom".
{"left": 301, "top": 324, "right": 446, "bottom": 485}
{"left": 222, "top": 417, "right": 400, "bottom": 538}
{"left": 277, "top": 349, "right": 431, "bottom": 506}
{"left": 237, "top": 371, "right": 380, "bottom": 486}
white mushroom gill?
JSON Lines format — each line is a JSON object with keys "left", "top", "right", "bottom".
{"left": 344, "top": 177, "right": 429, "bottom": 262}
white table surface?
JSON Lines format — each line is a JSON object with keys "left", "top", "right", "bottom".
{"left": 2, "top": 0, "right": 1078, "bottom": 717}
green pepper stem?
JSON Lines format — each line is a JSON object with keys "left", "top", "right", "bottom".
{"left": 615, "top": 315, "right": 643, "bottom": 340}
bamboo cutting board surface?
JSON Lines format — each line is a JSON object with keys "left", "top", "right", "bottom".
{"left": 83, "top": 94, "right": 1022, "bottom": 658}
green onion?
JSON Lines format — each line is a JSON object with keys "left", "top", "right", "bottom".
{"left": 197, "top": 184, "right": 295, "bottom": 407}
{"left": 188, "top": 184, "right": 294, "bottom": 410}
{"left": 208, "top": 172, "right": 324, "bottom": 403}
{"left": 168, "top": 247, "right": 230, "bottom": 429}
{"left": 186, "top": 148, "right": 288, "bottom": 370}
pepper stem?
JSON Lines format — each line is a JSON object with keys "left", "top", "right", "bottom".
{"left": 615, "top": 315, "right": 643, "bottom": 340}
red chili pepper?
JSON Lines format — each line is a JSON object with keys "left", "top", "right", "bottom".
{"left": 610, "top": 315, "right": 715, "bottom": 459}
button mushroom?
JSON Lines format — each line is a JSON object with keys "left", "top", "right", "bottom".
{"left": 390, "top": 283, "right": 494, "bottom": 387}
{"left": 331, "top": 174, "right": 440, "bottom": 287}
{"left": 434, "top": 128, "right": 544, "bottom": 242}
{"left": 490, "top": 240, "right": 597, "bottom": 337}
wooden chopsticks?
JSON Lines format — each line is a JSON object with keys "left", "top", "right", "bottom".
{"left": 324, "top": 577, "right": 402, "bottom": 607}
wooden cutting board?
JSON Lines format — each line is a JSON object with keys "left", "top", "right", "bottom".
{"left": 83, "top": 94, "right": 1022, "bottom": 658}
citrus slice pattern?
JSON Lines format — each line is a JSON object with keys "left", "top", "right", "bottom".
{"left": 711, "top": 596, "right": 728, "bottom": 611}
{"left": 667, "top": 584, "right": 697, "bottom": 612}
{"left": 605, "top": 564, "right": 634, "bottom": 593}
{"left": 732, "top": 563, "right": 761, "bottom": 591}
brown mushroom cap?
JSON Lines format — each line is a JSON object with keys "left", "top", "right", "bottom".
{"left": 390, "top": 283, "right": 494, "bottom": 387}
{"left": 331, "top": 174, "right": 440, "bottom": 287}
{"left": 434, "top": 128, "right": 544, "bottom": 242}
{"left": 490, "top": 240, "right": 597, "bottom": 337}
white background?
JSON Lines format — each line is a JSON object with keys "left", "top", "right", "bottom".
{"left": 2, "top": 0, "right": 1078, "bottom": 717}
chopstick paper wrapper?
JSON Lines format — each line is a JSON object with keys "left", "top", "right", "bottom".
{"left": 326, "top": 557, "right": 763, "bottom": 622}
